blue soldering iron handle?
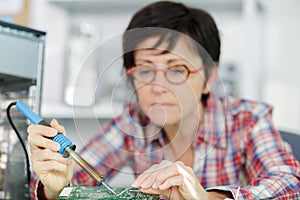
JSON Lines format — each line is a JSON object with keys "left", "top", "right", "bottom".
{"left": 15, "top": 100, "right": 76, "bottom": 157}
{"left": 16, "top": 100, "right": 43, "bottom": 124}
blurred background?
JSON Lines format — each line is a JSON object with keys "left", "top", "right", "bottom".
{"left": 0, "top": 0, "right": 299, "bottom": 198}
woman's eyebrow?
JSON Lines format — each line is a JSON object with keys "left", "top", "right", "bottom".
{"left": 135, "top": 59, "right": 153, "bottom": 64}
{"left": 167, "top": 58, "right": 186, "bottom": 64}
{"left": 135, "top": 58, "right": 186, "bottom": 65}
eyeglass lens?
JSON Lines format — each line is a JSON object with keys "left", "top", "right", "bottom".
{"left": 131, "top": 65, "right": 189, "bottom": 84}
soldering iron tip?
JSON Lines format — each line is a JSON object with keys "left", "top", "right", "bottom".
{"left": 102, "top": 181, "right": 117, "bottom": 195}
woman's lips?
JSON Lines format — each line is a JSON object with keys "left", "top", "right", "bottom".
{"left": 151, "top": 103, "right": 175, "bottom": 107}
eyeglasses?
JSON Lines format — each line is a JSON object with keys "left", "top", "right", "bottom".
{"left": 126, "top": 64, "right": 205, "bottom": 84}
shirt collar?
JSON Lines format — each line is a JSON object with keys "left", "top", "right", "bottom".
{"left": 195, "top": 94, "right": 227, "bottom": 149}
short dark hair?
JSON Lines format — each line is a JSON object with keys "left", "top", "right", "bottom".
{"left": 123, "top": 1, "right": 221, "bottom": 105}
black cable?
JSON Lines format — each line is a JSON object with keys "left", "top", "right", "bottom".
{"left": 6, "top": 102, "right": 31, "bottom": 185}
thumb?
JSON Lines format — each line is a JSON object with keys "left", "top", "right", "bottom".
{"left": 50, "top": 119, "right": 66, "bottom": 135}
{"left": 175, "top": 162, "right": 208, "bottom": 200}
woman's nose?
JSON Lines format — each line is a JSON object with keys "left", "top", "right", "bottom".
{"left": 151, "top": 72, "right": 169, "bottom": 93}
{"left": 151, "top": 82, "right": 169, "bottom": 93}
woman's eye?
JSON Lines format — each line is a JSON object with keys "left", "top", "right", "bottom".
{"left": 139, "top": 70, "right": 151, "bottom": 74}
{"left": 136, "top": 66, "right": 152, "bottom": 75}
{"left": 169, "top": 66, "right": 186, "bottom": 74}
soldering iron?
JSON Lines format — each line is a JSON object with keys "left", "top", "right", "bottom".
{"left": 13, "top": 100, "right": 116, "bottom": 195}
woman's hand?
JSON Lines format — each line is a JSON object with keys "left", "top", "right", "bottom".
{"left": 28, "top": 119, "right": 75, "bottom": 199}
{"left": 132, "top": 160, "right": 211, "bottom": 200}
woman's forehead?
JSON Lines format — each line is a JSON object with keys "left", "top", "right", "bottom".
{"left": 134, "top": 35, "right": 199, "bottom": 61}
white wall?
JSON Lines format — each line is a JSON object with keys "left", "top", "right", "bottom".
{"left": 261, "top": 0, "right": 300, "bottom": 134}
{"left": 29, "top": 1, "right": 300, "bottom": 132}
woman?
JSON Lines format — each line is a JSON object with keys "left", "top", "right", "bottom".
{"left": 29, "top": 1, "right": 300, "bottom": 199}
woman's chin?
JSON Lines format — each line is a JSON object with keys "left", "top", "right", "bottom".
{"left": 147, "top": 105, "right": 181, "bottom": 126}
{"left": 150, "top": 116, "right": 179, "bottom": 127}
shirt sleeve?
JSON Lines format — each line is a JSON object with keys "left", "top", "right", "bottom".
{"left": 30, "top": 173, "right": 40, "bottom": 200}
{"left": 71, "top": 118, "right": 134, "bottom": 186}
{"left": 217, "top": 111, "right": 300, "bottom": 199}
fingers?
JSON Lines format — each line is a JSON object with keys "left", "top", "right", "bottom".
{"left": 50, "top": 119, "right": 66, "bottom": 135}
{"left": 132, "top": 160, "right": 170, "bottom": 188}
{"left": 33, "top": 159, "right": 70, "bottom": 174}
{"left": 27, "top": 123, "right": 58, "bottom": 138}
{"left": 132, "top": 160, "right": 206, "bottom": 200}
{"left": 30, "top": 149, "right": 72, "bottom": 181}
{"left": 28, "top": 132, "right": 60, "bottom": 152}
{"left": 27, "top": 119, "right": 65, "bottom": 138}
{"left": 32, "top": 158, "right": 72, "bottom": 193}
{"left": 175, "top": 162, "right": 208, "bottom": 200}
{"left": 27, "top": 119, "right": 65, "bottom": 153}
{"left": 157, "top": 174, "right": 183, "bottom": 190}
{"left": 30, "top": 149, "right": 72, "bottom": 166}
{"left": 132, "top": 160, "right": 184, "bottom": 190}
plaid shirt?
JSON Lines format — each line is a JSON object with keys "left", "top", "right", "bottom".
{"left": 31, "top": 95, "right": 300, "bottom": 199}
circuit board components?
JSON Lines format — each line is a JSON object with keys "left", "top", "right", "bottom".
{"left": 57, "top": 186, "right": 160, "bottom": 200}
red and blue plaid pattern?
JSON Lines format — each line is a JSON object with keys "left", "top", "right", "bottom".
{"left": 31, "top": 95, "right": 300, "bottom": 199}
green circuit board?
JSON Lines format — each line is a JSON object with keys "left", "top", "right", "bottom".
{"left": 57, "top": 186, "right": 159, "bottom": 200}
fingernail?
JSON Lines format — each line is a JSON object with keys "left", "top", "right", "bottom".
{"left": 140, "top": 181, "right": 151, "bottom": 189}
{"left": 159, "top": 184, "right": 167, "bottom": 190}
{"left": 131, "top": 183, "right": 137, "bottom": 188}
{"left": 132, "top": 180, "right": 139, "bottom": 187}
{"left": 152, "top": 183, "right": 158, "bottom": 189}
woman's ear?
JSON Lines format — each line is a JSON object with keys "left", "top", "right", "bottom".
{"left": 202, "top": 62, "right": 218, "bottom": 94}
